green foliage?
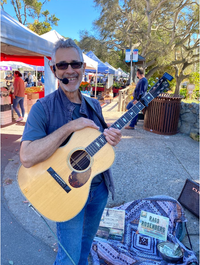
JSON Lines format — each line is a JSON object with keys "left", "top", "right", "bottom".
{"left": 28, "top": 20, "right": 51, "bottom": 35}
{"left": 193, "top": 88, "right": 199, "bottom": 100}
{"left": 28, "top": 11, "right": 59, "bottom": 34}
{"left": 113, "top": 82, "right": 121, "bottom": 88}
{"left": 188, "top": 72, "right": 199, "bottom": 90}
{"left": 2, "top": 0, "right": 59, "bottom": 35}
{"left": 179, "top": 88, "right": 187, "bottom": 98}
{"left": 147, "top": 77, "right": 158, "bottom": 91}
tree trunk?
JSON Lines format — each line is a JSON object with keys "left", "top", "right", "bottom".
{"left": 174, "top": 79, "right": 181, "bottom": 96}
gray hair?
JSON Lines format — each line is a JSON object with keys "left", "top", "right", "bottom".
{"left": 51, "top": 38, "right": 84, "bottom": 64}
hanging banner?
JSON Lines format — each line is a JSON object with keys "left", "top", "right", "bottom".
{"left": 125, "top": 49, "right": 131, "bottom": 62}
{"left": 132, "top": 49, "right": 138, "bottom": 62}
{"left": 0, "top": 66, "right": 12, "bottom": 71}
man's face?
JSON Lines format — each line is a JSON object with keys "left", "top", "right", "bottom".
{"left": 55, "top": 47, "right": 85, "bottom": 93}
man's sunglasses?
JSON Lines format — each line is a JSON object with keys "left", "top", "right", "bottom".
{"left": 55, "top": 61, "right": 83, "bottom": 70}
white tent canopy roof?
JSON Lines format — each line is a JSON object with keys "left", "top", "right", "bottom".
{"left": 0, "top": 9, "right": 54, "bottom": 57}
{"left": 41, "top": 30, "right": 64, "bottom": 43}
{"left": 117, "top": 67, "right": 129, "bottom": 78}
{"left": 41, "top": 30, "right": 98, "bottom": 70}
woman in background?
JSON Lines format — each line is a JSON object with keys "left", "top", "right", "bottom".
{"left": 13, "top": 71, "right": 25, "bottom": 122}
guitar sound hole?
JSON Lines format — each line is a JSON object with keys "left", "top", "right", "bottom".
{"left": 70, "top": 150, "right": 90, "bottom": 171}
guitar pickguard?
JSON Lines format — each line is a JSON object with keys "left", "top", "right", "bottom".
{"left": 69, "top": 168, "right": 91, "bottom": 188}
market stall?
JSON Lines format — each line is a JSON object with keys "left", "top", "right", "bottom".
{"left": 0, "top": 9, "right": 55, "bottom": 124}
{"left": 86, "top": 51, "right": 115, "bottom": 98}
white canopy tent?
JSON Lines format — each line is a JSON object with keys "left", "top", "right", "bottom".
{"left": 0, "top": 9, "right": 57, "bottom": 94}
{"left": 117, "top": 68, "right": 129, "bottom": 78}
{"left": 0, "top": 9, "right": 54, "bottom": 60}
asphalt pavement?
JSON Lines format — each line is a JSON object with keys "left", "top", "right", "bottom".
{"left": 1, "top": 101, "right": 199, "bottom": 264}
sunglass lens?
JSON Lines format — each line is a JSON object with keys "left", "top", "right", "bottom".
{"left": 56, "top": 62, "right": 69, "bottom": 70}
{"left": 71, "top": 62, "right": 83, "bottom": 69}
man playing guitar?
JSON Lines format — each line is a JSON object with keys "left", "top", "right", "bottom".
{"left": 20, "top": 38, "right": 121, "bottom": 265}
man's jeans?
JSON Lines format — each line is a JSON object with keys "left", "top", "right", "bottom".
{"left": 13, "top": 96, "right": 25, "bottom": 118}
{"left": 126, "top": 101, "right": 138, "bottom": 128}
{"left": 54, "top": 180, "right": 108, "bottom": 265}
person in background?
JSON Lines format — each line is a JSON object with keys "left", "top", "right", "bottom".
{"left": 125, "top": 67, "right": 148, "bottom": 129}
{"left": 5, "top": 72, "right": 14, "bottom": 91}
{"left": 103, "top": 76, "right": 107, "bottom": 85}
{"left": 32, "top": 75, "right": 36, "bottom": 86}
{"left": 27, "top": 72, "right": 34, "bottom": 87}
{"left": 41, "top": 72, "right": 45, "bottom": 84}
{"left": 90, "top": 76, "right": 94, "bottom": 85}
{"left": 13, "top": 71, "right": 25, "bottom": 122}
{"left": 19, "top": 38, "right": 121, "bottom": 265}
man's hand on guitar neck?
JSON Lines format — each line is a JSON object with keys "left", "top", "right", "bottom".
{"left": 103, "top": 123, "right": 122, "bottom": 146}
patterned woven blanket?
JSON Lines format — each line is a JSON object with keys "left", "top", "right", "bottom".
{"left": 91, "top": 196, "right": 198, "bottom": 265}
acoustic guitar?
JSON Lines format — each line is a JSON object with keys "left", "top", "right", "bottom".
{"left": 18, "top": 73, "right": 173, "bottom": 222}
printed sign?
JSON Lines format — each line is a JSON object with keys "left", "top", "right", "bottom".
{"left": 0, "top": 66, "right": 12, "bottom": 71}
{"left": 95, "top": 208, "right": 125, "bottom": 242}
{"left": 125, "top": 49, "right": 131, "bottom": 62}
{"left": 132, "top": 49, "right": 138, "bottom": 62}
{"left": 138, "top": 211, "right": 169, "bottom": 241}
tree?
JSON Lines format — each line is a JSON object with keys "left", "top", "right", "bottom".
{"left": 1, "top": 0, "right": 59, "bottom": 35}
{"left": 79, "top": 0, "right": 199, "bottom": 94}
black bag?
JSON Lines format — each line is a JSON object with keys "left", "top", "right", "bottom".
{"left": 178, "top": 179, "right": 199, "bottom": 217}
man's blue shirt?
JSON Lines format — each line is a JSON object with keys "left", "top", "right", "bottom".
{"left": 133, "top": 77, "right": 148, "bottom": 100}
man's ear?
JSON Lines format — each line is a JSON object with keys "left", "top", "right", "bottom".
{"left": 49, "top": 65, "right": 55, "bottom": 75}
{"left": 48, "top": 59, "right": 56, "bottom": 75}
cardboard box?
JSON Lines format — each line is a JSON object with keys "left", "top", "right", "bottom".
{"left": 27, "top": 93, "right": 39, "bottom": 100}
{"left": 0, "top": 96, "right": 11, "bottom": 105}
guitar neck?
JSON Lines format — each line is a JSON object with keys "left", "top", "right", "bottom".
{"left": 110, "top": 92, "right": 153, "bottom": 130}
{"left": 85, "top": 76, "right": 170, "bottom": 157}
{"left": 85, "top": 91, "right": 154, "bottom": 157}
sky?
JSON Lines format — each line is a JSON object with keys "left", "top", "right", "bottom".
{"left": 2, "top": 0, "right": 100, "bottom": 41}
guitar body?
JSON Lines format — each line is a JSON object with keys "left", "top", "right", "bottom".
{"left": 18, "top": 127, "right": 115, "bottom": 222}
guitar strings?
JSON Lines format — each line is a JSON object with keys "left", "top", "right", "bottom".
{"left": 70, "top": 151, "right": 90, "bottom": 170}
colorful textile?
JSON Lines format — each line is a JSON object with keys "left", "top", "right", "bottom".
{"left": 91, "top": 196, "right": 198, "bottom": 265}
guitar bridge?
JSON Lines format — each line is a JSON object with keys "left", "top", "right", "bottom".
{"left": 47, "top": 167, "right": 71, "bottom": 193}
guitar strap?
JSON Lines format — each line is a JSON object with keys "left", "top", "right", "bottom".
{"left": 83, "top": 96, "right": 108, "bottom": 129}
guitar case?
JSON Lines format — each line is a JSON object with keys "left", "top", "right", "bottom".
{"left": 178, "top": 179, "right": 199, "bottom": 217}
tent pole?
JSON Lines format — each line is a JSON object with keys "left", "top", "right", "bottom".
{"left": 95, "top": 68, "right": 97, "bottom": 98}
{"left": 130, "top": 52, "right": 133, "bottom": 84}
{"left": 36, "top": 66, "right": 38, "bottom": 86}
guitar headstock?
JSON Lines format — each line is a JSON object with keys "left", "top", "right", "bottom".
{"left": 148, "top": 72, "right": 173, "bottom": 97}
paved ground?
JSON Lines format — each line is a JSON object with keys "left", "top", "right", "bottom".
{"left": 1, "top": 98, "right": 199, "bottom": 264}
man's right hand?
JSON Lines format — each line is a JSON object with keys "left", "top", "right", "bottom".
{"left": 71, "top": 117, "right": 99, "bottom": 132}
